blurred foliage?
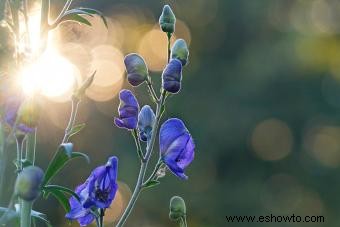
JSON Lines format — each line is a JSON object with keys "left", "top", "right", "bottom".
{"left": 2, "top": 0, "right": 340, "bottom": 226}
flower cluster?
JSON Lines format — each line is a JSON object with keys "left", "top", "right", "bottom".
{"left": 65, "top": 156, "right": 118, "bottom": 226}
{"left": 113, "top": 4, "right": 195, "bottom": 181}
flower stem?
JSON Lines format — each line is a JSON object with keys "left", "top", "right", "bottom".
{"left": 116, "top": 91, "right": 167, "bottom": 227}
{"left": 142, "top": 158, "right": 163, "bottom": 186}
{"left": 146, "top": 78, "right": 159, "bottom": 102}
{"left": 167, "top": 33, "right": 172, "bottom": 63}
{"left": 180, "top": 216, "right": 188, "bottom": 227}
{"left": 62, "top": 97, "right": 80, "bottom": 144}
{"left": 20, "top": 130, "right": 37, "bottom": 227}
{"left": 0, "top": 123, "right": 5, "bottom": 204}
{"left": 99, "top": 208, "right": 105, "bottom": 227}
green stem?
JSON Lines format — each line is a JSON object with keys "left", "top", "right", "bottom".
{"left": 146, "top": 78, "right": 159, "bottom": 102}
{"left": 25, "top": 130, "right": 37, "bottom": 165}
{"left": 116, "top": 91, "right": 167, "bottom": 227}
{"left": 62, "top": 97, "right": 80, "bottom": 144}
{"left": 0, "top": 123, "right": 6, "bottom": 203}
{"left": 180, "top": 216, "right": 188, "bottom": 227}
{"left": 20, "top": 200, "right": 32, "bottom": 227}
{"left": 142, "top": 158, "right": 163, "bottom": 186}
{"left": 167, "top": 33, "right": 172, "bottom": 63}
{"left": 50, "top": 0, "right": 72, "bottom": 26}
{"left": 99, "top": 208, "right": 105, "bottom": 227}
{"left": 20, "top": 130, "right": 37, "bottom": 227}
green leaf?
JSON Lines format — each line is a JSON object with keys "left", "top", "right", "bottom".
{"left": 43, "top": 185, "right": 80, "bottom": 202}
{"left": 143, "top": 180, "right": 160, "bottom": 189}
{"left": 0, "top": 207, "right": 51, "bottom": 227}
{"left": 48, "top": 189, "right": 71, "bottom": 212}
{"left": 42, "top": 143, "right": 90, "bottom": 186}
{"left": 69, "top": 123, "right": 86, "bottom": 138}
{"left": 59, "top": 12, "right": 92, "bottom": 26}
{"left": 31, "top": 211, "right": 52, "bottom": 227}
{"left": 77, "top": 8, "right": 108, "bottom": 28}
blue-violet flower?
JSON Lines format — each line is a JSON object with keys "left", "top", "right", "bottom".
{"left": 114, "top": 89, "right": 140, "bottom": 130}
{"left": 66, "top": 156, "right": 118, "bottom": 226}
{"left": 159, "top": 118, "right": 195, "bottom": 180}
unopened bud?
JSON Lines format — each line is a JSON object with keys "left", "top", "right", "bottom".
{"left": 15, "top": 166, "right": 44, "bottom": 201}
{"left": 169, "top": 196, "right": 186, "bottom": 221}
{"left": 159, "top": 5, "right": 176, "bottom": 34}
{"left": 171, "top": 39, "right": 189, "bottom": 66}
{"left": 124, "top": 54, "right": 148, "bottom": 87}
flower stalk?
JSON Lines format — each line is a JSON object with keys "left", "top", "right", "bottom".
{"left": 116, "top": 90, "right": 167, "bottom": 227}
{"left": 62, "top": 97, "right": 80, "bottom": 143}
{"left": 20, "top": 130, "right": 37, "bottom": 227}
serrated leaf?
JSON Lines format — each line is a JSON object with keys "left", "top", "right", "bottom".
{"left": 47, "top": 189, "right": 71, "bottom": 212}
{"left": 42, "top": 143, "right": 90, "bottom": 186}
{"left": 43, "top": 185, "right": 80, "bottom": 202}
{"left": 69, "top": 123, "right": 86, "bottom": 138}
{"left": 143, "top": 180, "right": 160, "bottom": 189}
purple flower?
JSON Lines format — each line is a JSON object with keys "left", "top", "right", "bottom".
{"left": 162, "top": 59, "right": 183, "bottom": 94}
{"left": 65, "top": 182, "right": 95, "bottom": 226}
{"left": 124, "top": 53, "right": 148, "bottom": 87}
{"left": 159, "top": 118, "right": 195, "bottom": 180}
{"left": 66, "top": 156, "right": 118, "bottom": 226}
{"left": 4, "top": 96, "right": 35, "bottom": 133}
{"left": 114, "top": 89, "right": 140, "bottom": 130}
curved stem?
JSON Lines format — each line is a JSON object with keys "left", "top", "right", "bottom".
{"left": 50, "top": 0, "right": 72, "bottom": 26}
{"left": 116, "top": 91, "right": 167, "bottom": 227}
{"left": 146, "top": 78, "right": 159, "bottom": 102}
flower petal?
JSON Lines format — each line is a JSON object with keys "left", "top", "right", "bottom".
{"left": 159, "top": 118, "right": 188, "bottom": 155}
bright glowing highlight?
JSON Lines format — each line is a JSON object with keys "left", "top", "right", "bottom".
{"left": 19, "top": 51, "right": 78, "bottom": 99}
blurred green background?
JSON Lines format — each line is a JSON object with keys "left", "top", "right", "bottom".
{"left": 2, "top": 0, "right": 340, "bottom": 226}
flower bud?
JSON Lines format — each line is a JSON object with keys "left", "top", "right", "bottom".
{"left": 138, "top": 105, "right": 155, "bottom": 142}
{"left": 169, "top": 196, "right": 186, "bottom": 221}
{"left": 162, "top": 59, "right": 183, "bottom": 94}
{"left": 15, "top": 166, "right": 44, "bottom": 201}
{"left": 159, "top": 5, "right": 176, "bottom": 34}
{"left": 171, "top": 39, "right": 189, "bottom": 66}
{"left": 124, "top": 54, "right": 148, "bottom": 87}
